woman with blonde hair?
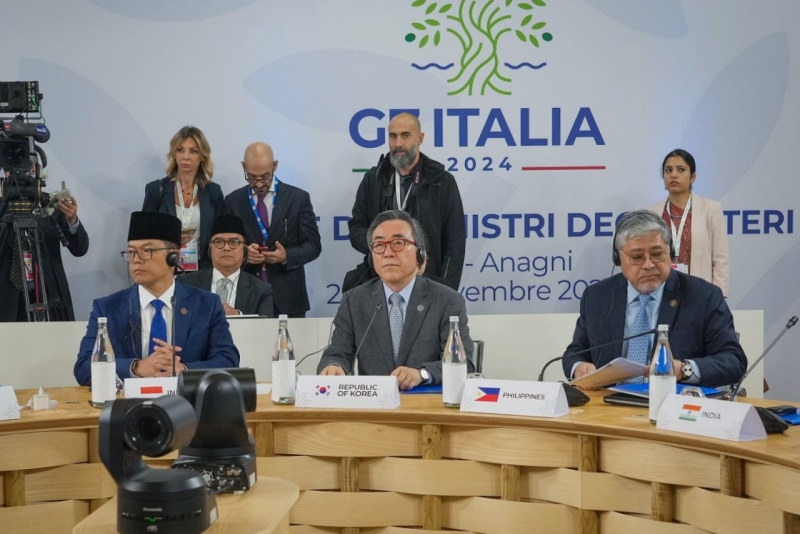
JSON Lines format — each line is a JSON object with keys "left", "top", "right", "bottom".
{"left": 142, "top": 126, "right": 226, "bottom": 271}
{"left": 649, "top": 148, "right": 729, "bottom": 296}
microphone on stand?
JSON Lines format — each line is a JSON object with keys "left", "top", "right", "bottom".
{"left": 725, "top": 315, "right": 797, "bottom": 401}
{"left": 170, "top": 295, "right": 178, "bottom": 377}
{"left": 352, "top": 301, "right": 383, "bottom": 376}
{"left": 537, "top": 328, "right": 659, "bottom": 381}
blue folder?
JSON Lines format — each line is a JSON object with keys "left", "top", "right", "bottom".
{"left": 401, "top": 384, "right": 443, "bottom": 394}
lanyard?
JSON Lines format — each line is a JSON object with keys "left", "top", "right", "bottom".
{"left": 666, "top": 195, "right": 691, "bottom": 258}
{"left": 248, "top": 178, "right": 278, "bottom": 242}
{"left": 393, "top": 168, "right": 420, "bottom": 212}
{"left": 175, "top": 183, "right": 197, "bottom": 227}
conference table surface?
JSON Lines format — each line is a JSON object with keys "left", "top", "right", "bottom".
{"left": 2, "top": 386, "right": 800, "bottom": 534}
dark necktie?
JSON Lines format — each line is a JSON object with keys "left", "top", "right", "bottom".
{"left": 149, "top": 299, "right": 167, "bottom": 356}
{"left": 257, "top": 193, "right": 270, "bottom": 282}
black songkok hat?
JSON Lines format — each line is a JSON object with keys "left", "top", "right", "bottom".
{"left": 128, "top": 211, "right": 182, "bottom": 245}
{"left": 210, "top": 214, "right": 246, "bottom": 238}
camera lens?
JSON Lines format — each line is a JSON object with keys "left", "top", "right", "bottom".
{"left": 124, "top": 404, "right": 174, "bottom": 456}
{"left": 3, "top": 144, "right": 26, "bottom": 166}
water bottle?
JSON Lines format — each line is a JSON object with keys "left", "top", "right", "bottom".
{"left": 90, "top": 317, "right": 117, "bottom": 408}
{"left": 442, "top": 316, "right": 467, "bottom": 408}
{"left": 271, "top": 314, "right": 296, "bottom": 404}
{"left": 649, "top": 324, "right": 676, "bottom": 423}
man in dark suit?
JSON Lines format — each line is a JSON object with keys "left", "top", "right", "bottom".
{"left": 73, "top": 211, "right": 239, "bottom": 386}
{"left": 562, "top": 210, "right": 746, "bottom": 388}
{"left": 318, "top": 210, "right": 473, "bottom": 390}
{"left": 181, "top": 214, "right": 273, "bottom": 316}
{"left": 225, "top": 142, "right": 321, "bottom": 317}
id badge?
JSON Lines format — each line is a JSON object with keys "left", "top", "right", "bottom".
{"left": 181, "top": 241, "right": 199, "bottom": 272}
{"left": 671, "top": 263, "right": 689, "bottom": 274}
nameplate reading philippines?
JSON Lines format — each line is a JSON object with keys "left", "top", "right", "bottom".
{"left": 460, "top": 379, "right": 569, "bottom": 417}
{"left": 295, "top": 376, "right": 400, "bottom": 409}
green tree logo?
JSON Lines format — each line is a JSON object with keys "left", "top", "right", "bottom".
{"left": 405, "top": 0, "right": 553, "bottom": 96}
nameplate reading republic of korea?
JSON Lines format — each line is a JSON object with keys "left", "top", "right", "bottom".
{"left": 459, "top": 379, "right": 569, "bottom": 418}
{"left": 656, "top": 394, "right": 767, "bottom": 441}
{"left": 124, "top": 377, "right": 178, "bottom": 399}
{"left": 295, "top": 376, "right": 400, "bottom": 409}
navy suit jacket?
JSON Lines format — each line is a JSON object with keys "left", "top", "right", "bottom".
{"left": 561, "top": 270, "right": 747, "bottom": 387}
{"left": 142, "top": 177, "right": 226, "bottom": 270}
{"left": 74, "top": 282, "right": 240, "bottom": 386}
{"left": 225, "top": 182, "right": 321, "bottom": 316}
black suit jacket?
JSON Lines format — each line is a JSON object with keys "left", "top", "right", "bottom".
{"left": 180, "top": 269, "right": 274, "bottom": 317}
{"left": 561, "top": 270, "right": 747, "bottom": 387}
{"left": 142, "top": 177, "right": 226, "bottom": 270}
{"left": 225, "top": 181, "right": 321, "bottom": 316}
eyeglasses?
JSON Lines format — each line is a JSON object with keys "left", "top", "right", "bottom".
{"left": 370, "top": 238, "right": 417, "bottom": 254}
{"left": 120, "top": 248, "right": 171, "bottom": 262}
{"left": 621, "top": 248, "right": 669, "bottom": 266}
{"left": 211, "top": 238, "right": 243, "bottom": 249}
{"left": 244, "top": 170, "right": 274, "bottom": 185}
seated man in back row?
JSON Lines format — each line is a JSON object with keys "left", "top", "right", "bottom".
{"left": 181, "top": 214, "right": 274, "bottom": 316}
{"left": 562, "top": 210, "right": 746, "bottom": 388}
{"left": 317, "top": 210, "right": 473, "bottom": 390}
{"left": 74, "top": 211, "right": 239, "bottom": 385}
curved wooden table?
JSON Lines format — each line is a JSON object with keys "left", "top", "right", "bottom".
{"left": 1, "top": 387, "right": 800, "bottom": 534}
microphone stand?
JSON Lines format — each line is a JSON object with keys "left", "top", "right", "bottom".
{"left": 726, "top": 315, "right": 797, "bottom": 401}
{"left": 171, "top": 295, "right": 178, "bottom": 377}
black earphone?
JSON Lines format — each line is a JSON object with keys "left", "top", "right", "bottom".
{"left": 166, "top": 250, "right": 181, "bottom": 268}
{"left": 611, "top": 212, "right": 675, "bottom": 266}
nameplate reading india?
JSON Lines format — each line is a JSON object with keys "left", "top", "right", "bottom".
{"left": 460, "top": 379, "right": 569, "bottom": 418}
{"left": 124, "top": 377, "right": 178, "bottom": 398}
{"left": 295, "top": 376, "right": 400, "bottom": 409}
{"left": 657, "top": 394, "right": 767, "bottom": 442}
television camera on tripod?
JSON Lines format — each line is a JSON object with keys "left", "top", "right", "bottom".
{"left": 0, "top": 81, "right": 89, "bottom": 322}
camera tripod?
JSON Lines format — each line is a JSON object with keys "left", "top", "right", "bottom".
{"left": 0, "top": 198, "right": 68, "bottom": 321}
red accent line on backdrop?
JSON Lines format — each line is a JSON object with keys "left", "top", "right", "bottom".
{"left": 141, "top": 386, "right": 163, "bottom": 394}
{"left": 521, "top": 165, "right": 606, "bottom": 171}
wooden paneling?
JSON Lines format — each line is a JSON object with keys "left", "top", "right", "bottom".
{"left": 745, "top": 463, "right": 800, "bottom": 516}
{"left": 581, "top": 472, "right": 650, "bottom": 513}
{"left": 25, "top": 463, "right": 114, "bottom": 502}
{"left": 274, "top": 423, "right": 421, "bottom": 457}
{"left": 520, "top": 467, "right": 581, "bottom": 508}
{"left": 599, "top": 511, "right": 710, "bottom": 534}
{"left": 360, "top": 457, "right": 500, "bottom": 496}
{"left": 0, "top": 431, "right": 88, "bottom": 471}
{"left": 441, "top": 496, "right": 577, "bottom": 534}
{"left": 675, "top": 486, "right": 786, "bottom": 534}
{"left": 290, "top": 491, "right": 422, "bottom": 528}
{"left": 0, "top": 499, "right": 88, "bottom": 534}
{"left": 258, "top": 456, "right": 340, "bottom": 491}
{"left": 441, "top": 427, "right": 579, "bottom": 467}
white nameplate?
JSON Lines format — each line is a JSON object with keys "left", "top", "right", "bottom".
{"left": 459, "top": 379, "right": 569, "bottom": 418}
{"left": 656, "top": 394, "right": 766, "bottom": 441}
{"left": 0, "top": 386, "right": 20, "bottom": 421}
{"left": 295, "top": 376, "right": 400, "bottom": 409}
{"left": 124, "top": 377, "right": 178, "bottom": 398}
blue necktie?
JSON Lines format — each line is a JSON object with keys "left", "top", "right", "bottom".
{"left": 149, "top": 299, "right": 167, "bottom": 356}
{"left": 626, "top": 293, "right": 653, "bottom": 384}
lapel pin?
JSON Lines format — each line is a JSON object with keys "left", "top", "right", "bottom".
{"left": 670, "top": 299, "right": 678, "bottom": 307}
{"left": 417, "top": 304, "right": 424, "bottom": 312}
{"left": 180, "top": 307, "right": 189, "bottom": 315}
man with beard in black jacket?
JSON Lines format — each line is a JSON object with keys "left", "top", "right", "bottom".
{"left": 346, "top": 112, "right": 465, "bottom": 292}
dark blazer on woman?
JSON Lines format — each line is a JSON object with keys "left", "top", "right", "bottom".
{"left": 142, "top": 177, "right": 226, "bottom": 270}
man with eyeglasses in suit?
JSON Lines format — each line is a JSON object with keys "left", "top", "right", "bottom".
{"left": 73, "top": 211, "right": 239, "bottom": 386}
{"left": 224, "top": 142, "right": 321, "bottom": 318}
{"left": 181, "top": 214, "right": 273, "bottom": 316}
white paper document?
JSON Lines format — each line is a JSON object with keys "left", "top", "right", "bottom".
{"left": 568, "top": 357, "right": 647, "bottom": 388}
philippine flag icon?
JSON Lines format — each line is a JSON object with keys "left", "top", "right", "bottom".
{"left": 475, "top": 387, "right": 501, "bottom": 402}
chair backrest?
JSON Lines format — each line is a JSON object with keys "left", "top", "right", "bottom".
{"left": 471, "top": 340, "right": 484, "bottom": 374}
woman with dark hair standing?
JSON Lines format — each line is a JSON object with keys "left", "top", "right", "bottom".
{"left": 649, "top": 148, "right": 730, "bottom": 296}
{"left": 142, "top": 126, "right": 226, "bottom": 271}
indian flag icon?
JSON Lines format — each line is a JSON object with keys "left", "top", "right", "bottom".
{"left": 679, "top": 404, "right": 701, "bottom": 422}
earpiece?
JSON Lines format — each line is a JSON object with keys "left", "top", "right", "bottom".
{"left": 166, "top": 250, "right": 180, "bottom": 268}
{"left": 416, "top": 245, "right": 426, "bottom": 267}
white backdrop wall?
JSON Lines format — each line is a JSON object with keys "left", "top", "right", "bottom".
{"left": 1, "top": 1, "right": 798, "bottom": 398}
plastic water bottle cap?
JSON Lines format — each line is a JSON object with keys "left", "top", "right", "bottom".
{"left": 98, "top": 317, "right": 108, "bottom": 324}
{"left": 279, "top": 314, "right": 288, "bottom": 320}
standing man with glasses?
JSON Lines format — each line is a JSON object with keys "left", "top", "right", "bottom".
{"left": 73, "top": 211, "right": 239, "bottom": 386}
{"left": 318, "top": 210, "right": 473, "bottom": 390}
{"left": 562, "top": 210, "right": 746, "bottom": 388}
{"left": 225, "top": 142, "right": 321, "bottom": 317}
{"left": 181, "top": 214, "right": 273, "bottom": 316}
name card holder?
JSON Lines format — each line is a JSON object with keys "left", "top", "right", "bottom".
{"left": 0, "top": 386, "right": 20, "bottom": 421}
{"left": 295, "top": 376, "right": 400, "bottom": 409}
{"left": 657, "top": 394, "right": 767, "bottom": 441}
{"left": 124, "top": 377, "right": 178, "bottom": 398}
{"left": 460, "top": 379, "right": 569, "bottom": 418}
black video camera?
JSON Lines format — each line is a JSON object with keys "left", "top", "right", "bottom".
{"left": 99, "top": 396, "right": 218, "bottom": 534}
